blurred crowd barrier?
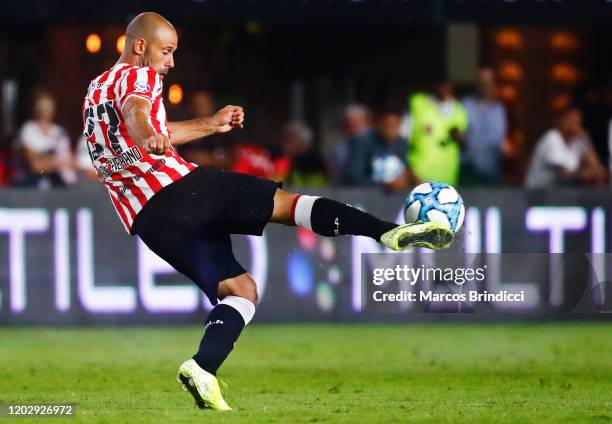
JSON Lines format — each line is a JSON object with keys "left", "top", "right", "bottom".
{"left": 0, "top": 185, "right": 611, "bottom": 324}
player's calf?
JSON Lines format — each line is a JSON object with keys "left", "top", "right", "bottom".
{"left": 273, "top": 192, "right": 453, "bottom": 251}
{"left": 179, "top": 276, "right": 257, "bottom": 411}
{"left": 273, "top": 191, "right": 397, "bottom": 241}
{"left": 190, "top": 275, "right": 256, "bottom": 387}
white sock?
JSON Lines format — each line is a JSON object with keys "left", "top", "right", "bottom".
{"left": 218, "top": 295, "right": 256, "bottom": 325}
{"left": 294, "top": 195, "right": 320, "bottom": 231}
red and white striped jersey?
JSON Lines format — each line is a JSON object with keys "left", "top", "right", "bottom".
{"left": 82, "top": 63, "right": 197, "bottom": 234}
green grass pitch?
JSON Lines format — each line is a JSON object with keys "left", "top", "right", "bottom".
{"left": 1, "top": 323, "right": 611, "bottom": 423}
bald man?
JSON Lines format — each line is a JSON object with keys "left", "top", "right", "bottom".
{"left": 82, "top": 12, "right": 454, "bottom": 411}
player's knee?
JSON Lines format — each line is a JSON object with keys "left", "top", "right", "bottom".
{"left": 217, "top": 276, "right": 258, "bottom": 326}
{"left": 219, "top": 275, "right": 259, "bottom": 305}
{"left": 271, "top": 189, "right": 299, "bottom": 224}
{"left": 238, "top": 280, "right": 259, "bottom": 305}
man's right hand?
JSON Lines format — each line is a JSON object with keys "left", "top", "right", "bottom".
{"left": 143, "top": 133, "right": 171, "bottom": 155}
{"left": 123, "top": 96, "right": 170, "bottom": 155}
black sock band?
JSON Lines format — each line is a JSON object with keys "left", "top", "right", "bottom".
{"left": 193, "top": 304, "right": 245, "bottom": 375}
{"left": 310, "top": 198, "right": 397, "bottom": 241}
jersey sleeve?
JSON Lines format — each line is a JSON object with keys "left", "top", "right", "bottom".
{"left": 116, "top": 67, "right": 161, "bottom": 110}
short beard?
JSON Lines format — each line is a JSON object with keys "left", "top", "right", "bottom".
{"left": 139, "top": 51, "right": 167, "bottom": 74}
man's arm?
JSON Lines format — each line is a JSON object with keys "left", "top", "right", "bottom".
{"left": 123, "top": 96, "right": 170, "bottom": 155}
{"left": 168, "top": 105, "right": 244, "bottom": 145}
{"left": 23, "top": 148, "right": 57, "bottom": 173}
{"left": 578, "top": 147, "right": 607, "bottom": 184}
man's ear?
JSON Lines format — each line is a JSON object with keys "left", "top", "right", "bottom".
{"left": 133, "top": 38, "right": 147, "bottom": 55}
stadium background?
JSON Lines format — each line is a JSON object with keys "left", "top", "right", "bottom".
{"left": 0, "top": 1, "right": 611, "bottom": 423}
{"left": 1, "top": 0, "right": 611, "bottom": 323}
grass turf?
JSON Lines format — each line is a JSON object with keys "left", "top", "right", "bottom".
{"left": 0, "top": 324, "right": 611, "bottom": 423}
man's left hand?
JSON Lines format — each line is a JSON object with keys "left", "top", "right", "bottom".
{"left": 214, "top": 105, "right": 244, "bottom": 133}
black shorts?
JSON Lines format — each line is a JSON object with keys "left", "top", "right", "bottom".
{"left": 131, "top": 166, "right": 281, "bottom": 305}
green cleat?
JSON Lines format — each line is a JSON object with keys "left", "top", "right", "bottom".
{"left": 177, "top": 359, "right": 232, "bottom": 411}
{"left": 380, "top": 222, "right": 454, "bottom": 251}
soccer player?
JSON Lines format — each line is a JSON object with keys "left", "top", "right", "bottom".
{"left": 82, "top": 12, "right": 453, "bottom": 411}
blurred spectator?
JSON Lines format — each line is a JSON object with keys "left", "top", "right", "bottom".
{"left": 0, "top": 150, "right": 10, "bottom": 187}
{"left": 576, "top": 82, "right": 612, "bottom": 168}
{"left": 177, "top": 90, "right": 233, "bottom": 169}
{"left": 177, "top": 90, "right": 278, "bottom": 178}
{"left": 191, "top": 90, "right": 216, "bottom": 117}
{"left": 461, "top": 68, "right": 508, "bottom": 185}
{"left": 75, "top": 134, "right": 100, "bottom": 181}
{"left": 231, "top": 143, "right": 275, "bottom": 178}
{"left": 344, "top": 106, "right": 413, "bottom": 192}
{"left": 274, "top": 121, "right": 327, "bottom": 187}
{"left": 329, "top": 104, "right": 371, "bottom": 182}
{"left": 402, "top": 81, "right": 468, "bottom": 186}
{"left": 13, "top": 92, "right": 76, "bottom": 188}
{"left": 526, "top": 107, "right": 607, "bottom": 188}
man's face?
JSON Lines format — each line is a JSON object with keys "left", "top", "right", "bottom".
{"left": 476, "top": 69, "right": 497, "bottom": 99}
{"left": 34, "top": 95, "right": 55, "bottom": 122}
{"left": 282, "top": 124, "right": 307, "bottom": 157}
{"left": 344, "top": 110, "right": 370, "bottom": 138}
{"left": 560, "top": 109, "right": 583, "bottom": 136}
{"left": 376, "top": 113, "right": 401, "bottom": 144}
{"left": 190, "top": 92, "right": 215, "bottom": 117}
{"left": 434, "top": 82, "right": 454, "bottom": 100}
{"left": 144, "top": 26, "right": 178, "bottom": 75}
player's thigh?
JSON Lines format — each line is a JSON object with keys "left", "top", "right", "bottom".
{"left": 205, "top": 168, "right": 281, "bottom": 235}
{"left": 270, "top": 188, "right": 299, "bottom": 225}
{"left": 137, "top": 225, "right": 243, "bottom": 305}
{"left": 218, "top": 273, "right": 259, "bottom": 305}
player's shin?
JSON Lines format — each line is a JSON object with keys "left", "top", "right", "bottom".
{"left": 192, "top": 296, "right": 256, "bottom": 375}
{"left": 292, "top": 195, "right": 396, "bottom": 241}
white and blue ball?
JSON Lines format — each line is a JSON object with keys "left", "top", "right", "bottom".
{"left": 404, "top": 182, "right": 465, "bottom": 233}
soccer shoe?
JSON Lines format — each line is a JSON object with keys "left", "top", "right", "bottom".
{"left": 380, "top": 222, "right": 454, "bottom": 251}
{"left": 177, "top": 359, "right": 232, "bottom": 411}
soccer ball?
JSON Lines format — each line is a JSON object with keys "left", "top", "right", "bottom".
{"left": 404, "top": 182, "right": 465, "bottom": 233}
